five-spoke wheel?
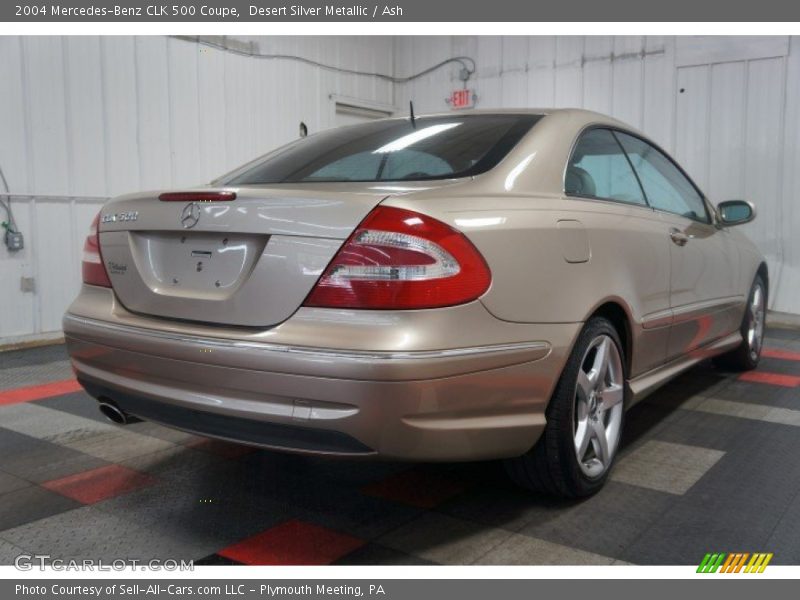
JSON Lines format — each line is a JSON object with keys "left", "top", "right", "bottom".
{"left": 505, "top": 316, "right": 627, "bottom": 497}
{"left": 573, "top": 335, "right": 624, "bottom": 478}
{"left": 747, "top": 281, "right": 765, "bottom": 362}
{"left": 715, "top": 275, "right": 767, "bottom": 372}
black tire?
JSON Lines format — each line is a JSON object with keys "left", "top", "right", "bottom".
{"left": 504, "top": 316, "right": 627, "bottom": 498}
{"left": 713, "top": 274, "right": 766, "bottom": 372}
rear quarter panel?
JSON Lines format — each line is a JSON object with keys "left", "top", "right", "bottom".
{"left": 385, "top": 194, "right": 673, "bottom": 377}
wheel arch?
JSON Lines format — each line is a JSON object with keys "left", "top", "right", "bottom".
{"left": 588, "top": 299, "right": 634, "bottom": 374}
{"left": 756, "top": 262, "right": 769, "bottom": 302}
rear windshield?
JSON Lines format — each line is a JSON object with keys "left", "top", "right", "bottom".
{"left": 220, "top": 114, "right": 541, "bottom": 184}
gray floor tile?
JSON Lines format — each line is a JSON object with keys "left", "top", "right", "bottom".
{"left": 0, "top": 360, "right": 73, "bottom": 390}
{"left": 0, "top": 538, "right": 29, "bottom": 565}
{"left": 762, "top": 337, "right": 800, "bottom": 351}
{"left": 125, "top": 420, "right": 202, "bottom": 444}
{"left": 476, "top": 533, "right": 615, "bottom": 565}
{"left": 611, "top": 440, "right": 725, "bottom": 495}
{"left": 36, "top": 392, "right": 109, "bottom": 423}
{"left": 621, "top": 417, "right": 800, "bottom": 564}
{"left": 0, "top": 486, "right": 81, "bottom": 531}
{"left": 120, "top": 445, "right": 228, "bottom": 479}
{"left": 0, "top": 471, "right": 31, "bottom": 496}
{"left": 95, "top": 478, "right": 292, "bottom": 549}
{"left": 764, "top": 328, "right": 800, "bottom": 342}
{"left": 652, "top": 404, "right": 757, "bottom": 451}
{"left": 378, "top": 513, "right": 512, "bottom": 565}
{"left": 62, "top": 429, "right": 175, "bottom": 463}
{"left": 0, "top": 344, "right": 69, "bottom": 370}
{"left": 0, "top": 402, "right": 115, "bottom": 443}
{"left": 711, "top": 379, "right": 800, "bottom": 411}
{"left": 433, "top": 481, "right": 542, "bottom": 533}
{"left": 766, "top": 490, "right": 800, "bottom": 565}
{"left": 686, "top": 396, "right": 800, "bottom": 428}
{"left": 514, "top": 482, "right": 674, "bottom": 558}
{"left": 1, "top": 505, "right": 215, "bottom": 561}
{"left": 1, "top": 506, "right": 128, "bottom": 558}
{"left": 335, "top": 543, "right": 438, "bottom": 565}
{"left": 294, "top": 486, "right": 421, "bottom": 539}
{"left": 757, "top": 355, "right": 800, "bottom": 376}
{"left": 0, "top": 429, "right": 110, "bottom": 483}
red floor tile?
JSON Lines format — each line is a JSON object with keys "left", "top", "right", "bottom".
{"left": 186, "top": 438, "right": 256, "bottom": 459}
{"left": 218, "top": 519, "right": 364, "bottom": 565}
{"left": 0, "top": 379, "right": 82, "bottom": 406}
{"left": 41, "top": 464, "right": 157, "bottom": 504}
{"left": 762, "top": 348, "right": 800, "bottom": 362}
{"left": 361, "top": 468, "right": 471, "bottom": 509}
{"left": 738, "top": 371, "right": 800, "bottom": 388}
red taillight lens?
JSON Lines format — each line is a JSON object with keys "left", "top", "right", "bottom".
{"left": 159, "top": 191, "right": 236, "bottom": 202}
{"left": 81, "top": 212, "right": 112, "bottom": 288}
{"left": 304, "top": 206, "right": 491, "bottom": 309}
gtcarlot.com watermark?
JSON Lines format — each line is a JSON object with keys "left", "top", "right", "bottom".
{"left": 14, "top": 554, "right": 194, "bottom": 571}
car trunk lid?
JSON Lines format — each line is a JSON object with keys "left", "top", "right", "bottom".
{"left": 97, "top": 184, "right": 403, "bottom": 327}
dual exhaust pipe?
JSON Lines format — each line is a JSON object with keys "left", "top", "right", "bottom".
{"left": 98, "top": 399, "right": 140, "bottom": 425}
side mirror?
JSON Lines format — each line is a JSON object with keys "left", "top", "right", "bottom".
{"left": 717, "top": 200, "right": 756, "bottom": 226}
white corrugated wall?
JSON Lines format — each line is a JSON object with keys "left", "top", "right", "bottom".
{"left": 2, "top": 35, "right": 800, "bottom": 346}
{"left": 394, "top": 35, "right": 800, "bottom": 317}
{"left": 0, "top": 36, "right": 394, "bottom": 344}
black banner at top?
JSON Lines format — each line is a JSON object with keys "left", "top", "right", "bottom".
{"left": 2, "top": 0, "right": 800, "bottom": 22}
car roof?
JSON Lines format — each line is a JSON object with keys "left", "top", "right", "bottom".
{"left": 388, "top": 108, "right": 640, "bottom": 136}
{"left": 402, "top": 107, "right": 617, "bottom": 120}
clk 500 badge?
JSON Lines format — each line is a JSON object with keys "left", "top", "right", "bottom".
{"left": 101, "top": 211, "right": 138, "bottom": 223}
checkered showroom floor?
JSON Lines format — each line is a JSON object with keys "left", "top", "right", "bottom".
{"left": 1, "top": 328, "right": 800, "bottom": 566}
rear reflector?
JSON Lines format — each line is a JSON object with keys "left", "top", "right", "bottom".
{"left": 304, "top": 206, "right": 491, "bottom": 310}
{"left": 81, "top": 212, "right": 112, "bottom": 288}
{"left": 159, "top": 191, "right": 236, "bottom": 202}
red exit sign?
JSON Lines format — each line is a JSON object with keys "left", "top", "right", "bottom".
{"left": 449, "top": 89, "right": 475, "bottom": 110}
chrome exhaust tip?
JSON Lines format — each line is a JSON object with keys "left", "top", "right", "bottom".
{"left": 98, "top": 400, "right": 132, "bottom": 425}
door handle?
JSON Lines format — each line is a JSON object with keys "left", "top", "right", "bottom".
{"left": 669, "top": 228, "right": 689, "bottom": 246}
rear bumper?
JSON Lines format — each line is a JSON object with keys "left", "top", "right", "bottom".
{"left": 63, "top": 294, "right": 579, "bottom": 461}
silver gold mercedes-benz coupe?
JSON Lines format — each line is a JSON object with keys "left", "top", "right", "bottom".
{"left": 64, "top": 109, "right": 766, "bottom": 497}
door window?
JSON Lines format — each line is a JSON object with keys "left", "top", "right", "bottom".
{"left": 565, "top": 128, "right": 647, "bottom": 206}
{"left": 615, "top": 132, "right": 710, "bottom": 223}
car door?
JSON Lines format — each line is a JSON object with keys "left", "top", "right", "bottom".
{"left": 615, "top": 132, "right": 742, "bottom": 360}
{"left": 564, "top": 128, "right": 672, "bottom": 375}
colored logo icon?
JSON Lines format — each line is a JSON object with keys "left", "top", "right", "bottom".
{"left": 697, "top": 552, "right": 773, "bottom": 573}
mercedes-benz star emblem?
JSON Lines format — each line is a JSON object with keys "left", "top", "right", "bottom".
{"left": 180, "top": 202, "right": 201, "bottom": 229}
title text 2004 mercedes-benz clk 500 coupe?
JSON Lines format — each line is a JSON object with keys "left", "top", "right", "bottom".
{"left": 63, "top": 109, "right": 767, "bottom": 497}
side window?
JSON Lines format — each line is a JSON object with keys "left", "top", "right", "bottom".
{"left": 565, "top": 128, "right": 646, "bottom": 206}
{"left": 615, "top": 132, "right": 710, "bottom": 223}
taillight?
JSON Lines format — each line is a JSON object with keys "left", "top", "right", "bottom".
{"left": 304, "top": 206, "right": 491, "bottom": 310}
{"left": 81, "top": 212, "right": 112, "bottom": 288}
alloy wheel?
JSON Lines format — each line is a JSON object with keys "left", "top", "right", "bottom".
{"left": 573, "top": 335, "right": 625, "bottom": 478}
{"left": 748, "top": 283, "right": 766, "bottom": 361}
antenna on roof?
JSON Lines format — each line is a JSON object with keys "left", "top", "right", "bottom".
{"left": 409, "top": 101, "right": 416, "bottom": 129}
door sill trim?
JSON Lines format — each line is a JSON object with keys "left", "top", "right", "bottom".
{"left": 627, "top": 331, "right": 742, "bottom": 404}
